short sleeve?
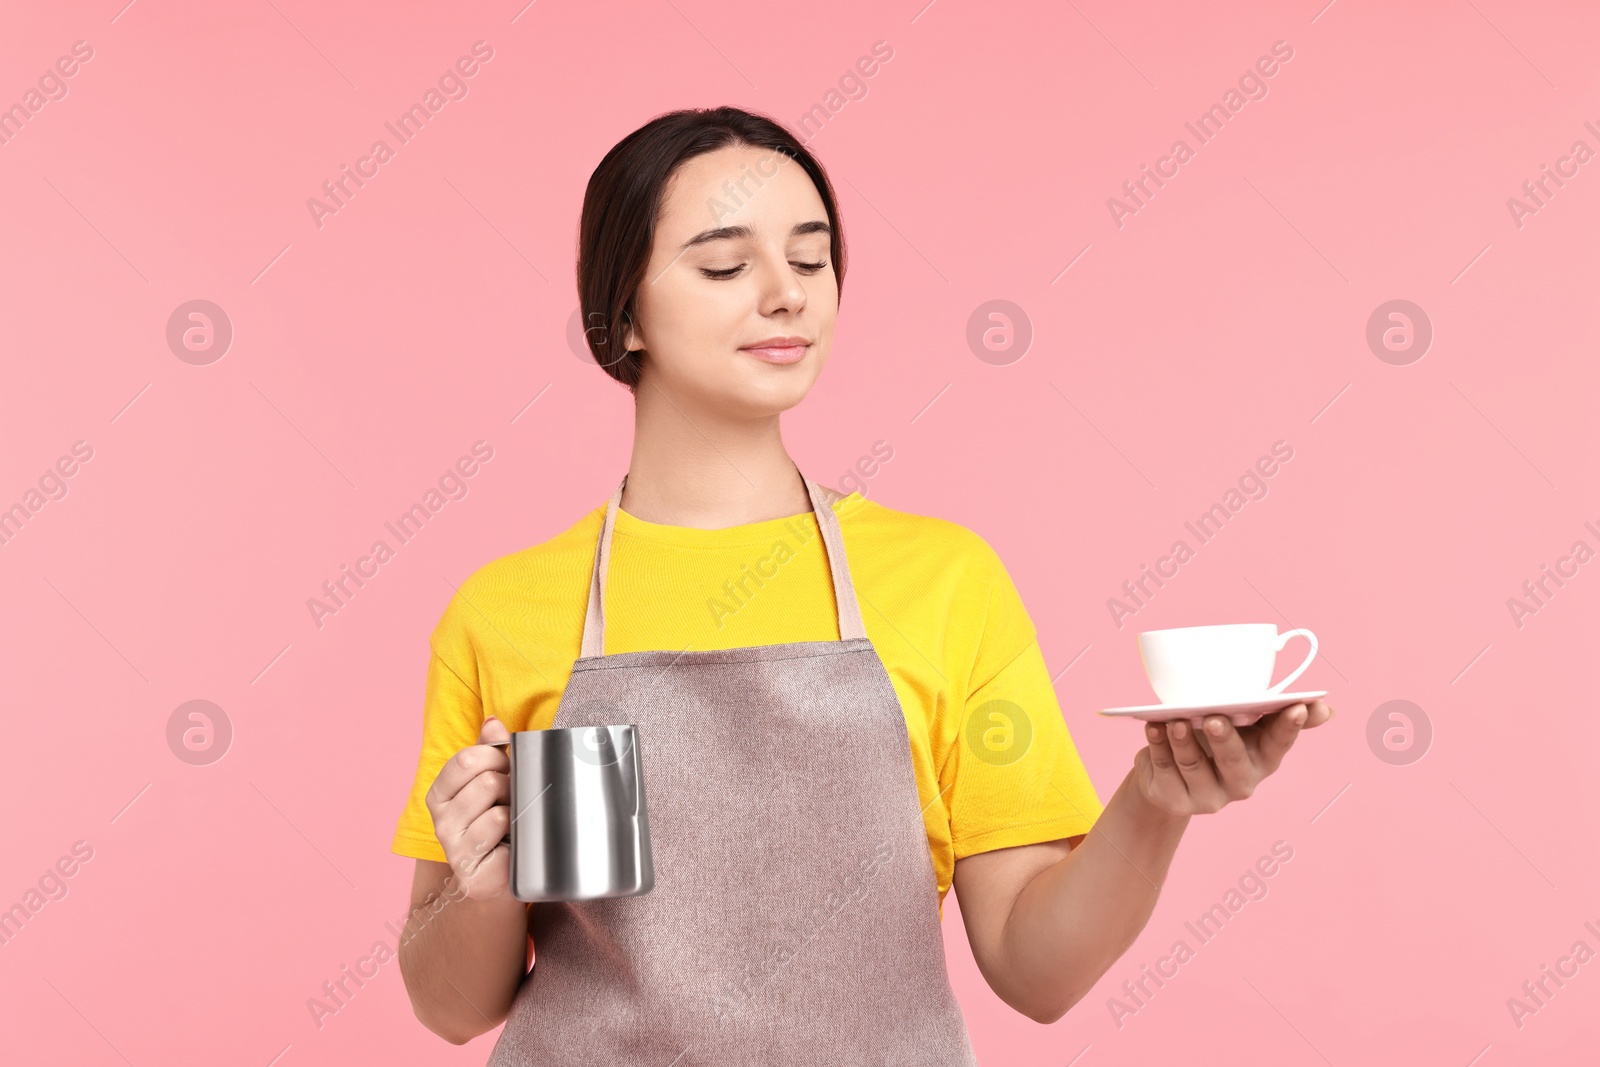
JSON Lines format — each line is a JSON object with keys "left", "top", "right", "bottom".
{"left": 945, "top": 553, "right": 1103, "bottom": 860}
{"left": 391, "top": 647, "right": 487, "bottom": 862}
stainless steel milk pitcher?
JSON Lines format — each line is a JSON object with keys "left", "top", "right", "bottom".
{"left": 502, "top": 724, "right": 654, "bottom": 902}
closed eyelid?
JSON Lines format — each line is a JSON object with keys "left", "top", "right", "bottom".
{"left": 701, "top": 259, "right": 827, "bottom": 274}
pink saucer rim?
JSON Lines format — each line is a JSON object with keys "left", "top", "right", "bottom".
{"left": 1097, "top": 689, "right": 1328, "bottom": 717}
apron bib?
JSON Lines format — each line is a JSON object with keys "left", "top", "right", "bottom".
{"left": 487, "top": 475, "right": 979, "bottom": 1065}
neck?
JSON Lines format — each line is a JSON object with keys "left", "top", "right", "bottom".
{"left": 621, "top": 376, "right": 811, "bottom": 529}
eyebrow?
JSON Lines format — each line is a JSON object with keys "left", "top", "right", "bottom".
{"left": 678, "top": 219, "right": 832, "bottom": 252}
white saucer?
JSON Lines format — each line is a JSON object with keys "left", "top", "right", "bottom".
{"left": 1099, "top": 690, "right": 1327, "bottom": 728}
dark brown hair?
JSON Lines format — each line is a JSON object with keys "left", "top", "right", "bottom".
{"left": 576, "top": 106, "right": 847, "bottom": 391}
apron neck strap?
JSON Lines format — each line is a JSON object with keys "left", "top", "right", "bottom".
{"left": 579, "top": 473, "right": 867, "bottom": 658}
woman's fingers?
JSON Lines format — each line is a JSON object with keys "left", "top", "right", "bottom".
{"left": 1255, "top": 702, "right": 1308, "bottom": 773}
{"left": 428, "top": 740, "right": 507, "bottom": 810}
{"left": 1140, "top": 701, "right": 1329, "bottom": 816}
{"left": 461, "top": 802, "right": 511, "bottom": 868}
{"left": 428, "top": 746, "right": 510, "bottom": 842}
{"left": 1201, "top": 717, "right": 1257, "bottom": 800}
{"left": 1166, "top": 719, "right": 1227, "bottom": 811}
{"left": 420, "top": 717, "right": 517, "bottom": 903}
{"left": 1145, "top": 722, "right": 1176, "bottom": 769}
{"left": 1301, "top": 699, "right": 1336, "bottom": 729}
{"left": 478, "top": 715, "right": 512, "bottom": 747}
{"left": 1139, "top": 722, "right": 1197, "bottom": 813}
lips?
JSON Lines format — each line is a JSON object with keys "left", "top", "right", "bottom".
{"left": 740, "top": 337, "right": 811, "bottom": 365}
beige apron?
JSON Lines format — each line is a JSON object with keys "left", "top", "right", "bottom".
{"left": 487, "top": 475, "right": 979, "bottom": 1065}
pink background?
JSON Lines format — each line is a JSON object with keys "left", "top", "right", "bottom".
{"left": 2, "top": 1, "right": 1596, "bottom": 1063}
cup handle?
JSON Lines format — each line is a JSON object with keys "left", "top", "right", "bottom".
{"left": 494, "top": 740, "right": 513, "bottom": 846}
{"left": 1267, "top": 628, "right": 1317, "bottom": 694}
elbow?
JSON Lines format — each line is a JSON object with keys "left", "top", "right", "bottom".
{"left": 435, "top": 1026, "right": 480, "bottom": 1048}
{"left": 1030, "top": 999, "right": 1074, "bottom": 1026}
{"left": 1026, "top": 1003, "right": 1059, "bottom": 1026}
{"left": 983, "top": 947, "right": 1094, "bottom": 1025}
{"left": 416, "top": 1006, "right": 473, "bottom": 1046}
{"left": 407, "top": 994, "right": 495, "bottom": 1046}
{"left": 1012, "top": 987, "right": 1088, "bottom": 1026}
{"left": 399, "top": 954, "right": 503, "bottom": 1045}
{"left": 1016, "top": 939, "right": 1143, "bottom": 1024}
{"left": 1022, "top": 1003, "right": 1064, "bottom": 1026}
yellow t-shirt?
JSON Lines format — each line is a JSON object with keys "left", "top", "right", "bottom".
{"left": 391, "top": 490, "right": 1104, "bottom": 920}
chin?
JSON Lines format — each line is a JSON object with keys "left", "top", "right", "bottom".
{"left": 718, "top": 372, "right": 817, "bottom": 418}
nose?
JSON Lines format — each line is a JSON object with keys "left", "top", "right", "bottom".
{"left": 754, "top": 252, "right": 808, "bottom": 315}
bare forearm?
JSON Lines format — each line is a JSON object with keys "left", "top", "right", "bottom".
{"left": 998, "top": 767, "right": 1190, "bottom": 1023}
{"left": 398, "top": 877, "right": 530, "bottom": 1044}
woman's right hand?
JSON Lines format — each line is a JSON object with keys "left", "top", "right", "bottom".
{"left": 424, "top": 715, "right": 514, "bottom": 902}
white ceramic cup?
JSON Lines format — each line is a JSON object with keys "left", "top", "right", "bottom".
{"left": 1138, "top": 623, "right": 1318, "bottom": 706}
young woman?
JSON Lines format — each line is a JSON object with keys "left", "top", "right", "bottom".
{"left": 391, "top": 106, "right": 1334, "bottom": 1062}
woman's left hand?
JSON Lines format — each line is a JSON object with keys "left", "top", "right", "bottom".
{"left": 1132, "top": 699, "right": 1336, "bottom": 815}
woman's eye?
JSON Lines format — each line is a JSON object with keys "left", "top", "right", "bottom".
{"left": 699, "top": 261, "right": 829, "bottom": 280}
